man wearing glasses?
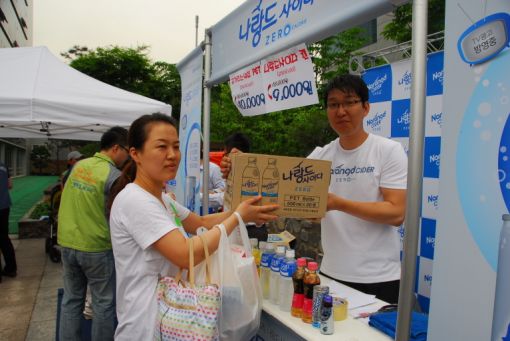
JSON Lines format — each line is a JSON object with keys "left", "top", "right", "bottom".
{"left": 309, "top": 74, "right": 407, "bottom": 304}
{"left": 58, "top": 126, "right": 129, "bottom": 340}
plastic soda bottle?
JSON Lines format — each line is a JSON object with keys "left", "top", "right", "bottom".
{"left": 259, "top": 243, "right": 275, "bottom": 299}
{"left": 250, "top": 238, "right": 261, "bottom": 276}
{"left": 291, "top": 258, "right": 307, "bottom": 318}
{"left": 279, "top": 249, "right": 296, "bottom": 312}
{"left": 241, "top": 157, "right": 260, "bottom": 202}
{"left": 261, "top": 158, "right": 279, "bottom": 205}
{"left": 302, "top": 261, "right": 320, "bottom": 323}
{"left": 491, "top": 214, "right": 510, "bottom": 341}
{"left": 270, "top": 246, "right": 286, "bottom": 304}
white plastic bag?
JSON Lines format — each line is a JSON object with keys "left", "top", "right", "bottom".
{"left": 215, "top": 221, "right": 262, "bottom": 340}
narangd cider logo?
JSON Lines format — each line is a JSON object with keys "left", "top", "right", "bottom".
{"left": 431, "top": 112, "right": 443, "bottom": 127}
{"left": 366, "top": 111, "right": 386, "bottom": 131}
{"left": 429, "top": 153, "right": 440, "bottom": 167}
{"left": 332, "top": 164, "right": 375, "bottom": 176}
{"left": 432, "top": 70, "right": 444, "bottom": 87}
{"left": 282, "top": 161, "right": 323, "bottom": 184}
{"left": 367, "top": 74, "right": 388, "bottom": 96}
{"left": 427, "top": 194, "right": 439, "bottom": 208}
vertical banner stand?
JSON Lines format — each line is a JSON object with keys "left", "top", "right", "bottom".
{"left": 396, "top": 0, "right": 428, "bottom": 340}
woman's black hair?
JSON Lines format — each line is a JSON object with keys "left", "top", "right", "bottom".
{"left": 108, "top": 113, "right": 177, "bottom": 209}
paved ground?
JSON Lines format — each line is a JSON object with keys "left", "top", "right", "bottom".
{"left": 0, "top": 238, "right": 62, "bottom": 341}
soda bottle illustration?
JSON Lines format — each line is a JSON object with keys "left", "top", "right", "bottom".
{"left": 261, "top": 158, "right": 279, "bottom": 205}
{"left": 491, "top": 214, "right": 510, "bottom": 341}
{"left": 241, "top": 157, "right": 260, "bottom": 201}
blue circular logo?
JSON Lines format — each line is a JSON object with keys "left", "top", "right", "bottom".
{"left": 499, "top": 115, "right": 510, "bottom": 212}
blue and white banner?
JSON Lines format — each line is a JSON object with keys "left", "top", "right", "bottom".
{"left": 176, "top": 46, "right": 203, "bottom": 213}
{"left": 362, "top": 51, "right": 444, "bottom": 313}
{"left": 229, "top": 43, "right": 318, "bottom": 116}
{"left": 209, "top": 0, "right": 409, "bottom": 84}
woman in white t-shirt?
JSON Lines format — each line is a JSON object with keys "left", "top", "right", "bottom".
{"left": 108, "top": 113, "right": 279, "bottom": 340}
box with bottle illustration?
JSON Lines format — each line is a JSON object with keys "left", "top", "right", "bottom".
{"left": 223, "top": 153, "right": 332, "bottom": 218}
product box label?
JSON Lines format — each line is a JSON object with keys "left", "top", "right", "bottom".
{"left": 224, "top": 153, "right": 331, "bottom": 218}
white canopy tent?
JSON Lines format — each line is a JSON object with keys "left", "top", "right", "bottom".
{"left": 0, "top": 46, "right": 172, "bottom": 141}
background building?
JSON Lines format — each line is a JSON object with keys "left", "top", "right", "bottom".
{"left": 1, "top": 0, "right": 32, "bottom": 176}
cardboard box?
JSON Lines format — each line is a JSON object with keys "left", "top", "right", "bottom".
{"left": 224, "top": 153, "right": 331, "bottom": 218}
{"left": 267, "top": 231, "right": 296, "bottom": 248}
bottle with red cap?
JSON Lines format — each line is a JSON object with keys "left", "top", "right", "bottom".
{"left": 302, "top": 261, "right": 320, "bottom": 323}
{"left": 291, "top": 257, "right": 307, "bottom": 317}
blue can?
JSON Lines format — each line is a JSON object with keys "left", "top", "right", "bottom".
{"left": 491, "top": 214, "right": 510, "bottom": 341}
{"left": 320, "top": 295, "right": 334, "bottom": 335}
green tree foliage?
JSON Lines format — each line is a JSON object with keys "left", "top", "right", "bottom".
{"left": 31, "top": 144, "right": 51, "bottom": 174}
{"left": 381, "top": 0, "right": 445, "bottom": 43}
{"left": 63, "top": 45, "right": 181, "bottom": 120}
{"left": 209, "top": 28, "right": 366, "bottom": 157}
{"left": 79, "top": 142, "right": 100, "bottom": 158}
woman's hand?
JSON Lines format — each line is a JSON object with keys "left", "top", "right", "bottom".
{"left": 235, "top": 195, "right": 279, "bottom": 225}
{"left": 220, "top": 147, "right": 241, "bottom": 179}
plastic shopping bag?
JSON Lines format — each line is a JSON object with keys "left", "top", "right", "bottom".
{"left": 215, "top": 221, "right": 262, "bottom": 340}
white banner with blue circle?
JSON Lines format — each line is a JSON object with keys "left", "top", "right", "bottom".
{"left": 428, "top": 1, "right": 510, "bottom": 340}
{"left": 175, "top": 46, "right": 203, "bottom": 213}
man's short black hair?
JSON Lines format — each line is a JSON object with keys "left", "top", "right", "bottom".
{"left": 323, "top": 74, "right": 369, "bottom": 106}
{"left": 224, "top": 132, "right": 250, "bottom": 153}
{"left": 100, "top": 126, "right": 128, "bottom": 150}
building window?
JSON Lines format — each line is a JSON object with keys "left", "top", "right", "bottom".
{"left": 357, "top": 19, "right": 377, "bottom": 46}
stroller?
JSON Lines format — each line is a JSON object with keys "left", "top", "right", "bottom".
{"left": 45, "top": 184, "right": 62, "bottom": 263}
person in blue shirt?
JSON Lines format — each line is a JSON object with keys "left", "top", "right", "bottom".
{"left": 0, "top": 161, "right": 17, "bottom": 280}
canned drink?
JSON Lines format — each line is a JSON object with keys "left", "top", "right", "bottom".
{"left": 332, "top": 296, "right": 348, "bottom": 321}
{"left": 320, "top": 295, "right": 334, "bottom": 335}
{"left": 491, "top": 214, "right": 510, "bottom": 341}
{"left": 185, "top": 176, "right": 196, "bottom": 211}
{"left": 312, "top": 285, "right": 329, "bottom": 328}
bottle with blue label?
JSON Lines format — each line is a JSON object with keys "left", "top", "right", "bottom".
{"left": 260, "top": 243, "right": 275, "bottom": 300}
{"left": 165, "top": 179, "right": 177, "bottom": 195}
{"left": 261, "top": 158, "right": 279, "bottom": 205}
{"left": 241, "top": 157, "right": 260, "bottom": 202}
{"left": 269, "top": 245, "right": 286, "bottom": 305}
{"left": 491, "top": 214, "right": 510, "bottom": 341}
{"left": 279, "top": 249, "right": 296, "bottom": 312}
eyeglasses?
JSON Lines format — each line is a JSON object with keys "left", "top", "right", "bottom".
{"left": 119, "top": 145, "right": 129, "bottom": 153}
{"left": 326, "top": 99, "right": 362, "bottom": 110}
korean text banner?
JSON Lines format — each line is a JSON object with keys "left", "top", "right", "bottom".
{"left": 229, "top": 43, "right": 318, "bottom": 116}
{"left": 209, "top": 0, "right": 408, "bottom": 85}
{"left": 176, "top": 46, "right": 203, "bottom": 213}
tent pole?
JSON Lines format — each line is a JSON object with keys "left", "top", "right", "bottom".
{"left": 202, "top": 29, "right": 212, "bottom": 214}
{"left": 396, "top": 0, "right": 428, "bottom": 340}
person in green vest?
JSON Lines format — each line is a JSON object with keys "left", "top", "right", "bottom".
{"left": 58, "top": 126, "right": 129, "bottom": 341}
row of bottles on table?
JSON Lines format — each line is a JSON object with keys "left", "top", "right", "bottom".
{"left": 252, "top": 240, "right": 338, "bottom": 335}
{"left": 255, "top": 241, "right": 319, "bottom": 317}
